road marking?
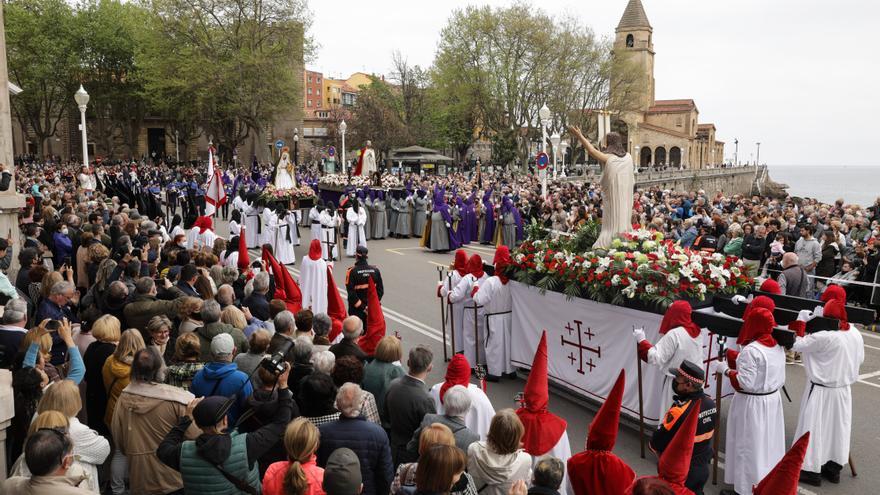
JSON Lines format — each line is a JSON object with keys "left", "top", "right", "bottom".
{"left": 385, "top": 248, "right": 407, "bottom": 256}
{"left": 858, "top": 370, "right": 880, "bottom": 380}
{"left": 859, "top": 330, "right": 880, "bottom": 341}
{"left": 386, "top": 247, "right": 425, "bottom": 255}
{"left": 863, "top": 343, "right": 880, "bottom": 352}
{"left": 428, "top": 261, "right": 448, "bottom": 268}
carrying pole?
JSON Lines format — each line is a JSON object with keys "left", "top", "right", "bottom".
{"left": 437, "top": 266, "right": 449, "bottom": 362}
{"left": 636, "top": 334, "right": 646, "bottom": 459}
{"left": 712, "top": 336, "right": 727, "bottom": 485}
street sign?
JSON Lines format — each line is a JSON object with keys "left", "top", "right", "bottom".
{"left": 328, "top": 146, "right": 336, "bottom": 157}
{"left": 536, "top": 152, "right": 550, "bottom": 170}
{"left": 275, "top": 139, "right": 285, "bottom": 149}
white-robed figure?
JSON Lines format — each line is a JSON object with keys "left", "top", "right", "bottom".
{"left": 309, "top": 203, "right": 323, "bottom": 242}
{"left": 788, "top": 286, "right": 864, "bottom": 485}
{"left": 716, "top": 306, "right": 787, "bottom": 495}
{"left": 632, "top": 300, "right": 704, "bottom": 421}
{"left": 448, "top": 254, "right": 489, "bottom": 367}
{"left": 429, "top": 354, "right": 496, "bottom": 440}
{"left": 286, "top": 209, "right": 301, "bottom": 247}
{"left": 193, "top": 216, "right": 219, "bottom": 251}
{"left": 184, "top": 219, "right": 199, "bottom": 249}
{"left": 299, "top": 239, "right": 328, "bottom": 314}
{"left": 319, "top": 203, "right": 341, "bottom": 260}
{"left": 345, "top": 201, "right": 368, "bottom": 257}
{"left": 472, "top": 246, "right": 516, "bottom": 379}
{"left": 438, "top": 250, "right": 469, "bottom": 355}
{"left": 273, "top": 206, "right": 296, "bottom": 265}
{"left": 228, "top": 209, "right": 242, "bottom": 237}
{"left": 245, "top": 198, "right": 261, "bottom": 248}
{"left": 232, "top": 191, "right": 247, "bottom": 215}
{"left": 274, "top": 148, "right": 296, "bottom": 189}
{"left": 517, "top": 331, "right": 572, "bottom": 495}
{"left": 261, "top": 204, "right": 278, "bottom": 248}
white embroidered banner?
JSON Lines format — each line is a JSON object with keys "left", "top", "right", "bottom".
{"left": 510, "top": 282, "right": 733, "bottom": 426}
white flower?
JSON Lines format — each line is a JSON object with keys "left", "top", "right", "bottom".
{"left": 582, "top": 260, "right": 592, "bottom": 269}
{"left": 668, "top": 274, "right": 680, "bottom": 285}
{"left": 611, "top": 274, "right": 621, "bottom": 286}
{"left": 697, "top": 283, "right": 707, "bottom": 294}
{"left": 516, "top": 254, "right": 525, "bottom": 263}
{"left": 598, "top": 257, "right": 612, "bottom": 268}
{"left": 645, "top": 284, "right": 657, "bottom": 294}
{"left": 535, "top": 262, "right": 545, "bottom": 272}
{"left": 554, "top": 252, "right": 565, "bottom": 261}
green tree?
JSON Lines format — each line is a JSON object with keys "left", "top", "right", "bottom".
{"left": 5, "top": 0, "right": 80, "bottom": 156}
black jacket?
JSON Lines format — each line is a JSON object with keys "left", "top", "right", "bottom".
{"left": 175, "top": 281, "right": 201, "bottom": 298}
{"left": 316, "top": 416, "right": 393, "bottom": 495}
{"left": 383, "top": 374, "right": 436, "bottom": 465}
{"left": 345, "top": 259, "right": 383, "bottom": 315}
{"left": 237, "top": 388, "right": 300, "bottom": 476}
{"left": 329, "top": 338, "right": 367, "bottom": 362}
{"left": 157, "top": 387, "right": 293, "bottom": 471}
{"left": 741, "top": 234, "right": 765, "bottom": 261}
{"left": 242, "top": 293, "right": 270, "bottom": 322}
{"left": 650, "top": 392, "right": 716, "bottom": 466}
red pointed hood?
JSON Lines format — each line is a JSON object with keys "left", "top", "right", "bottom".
{"left": 262, "top": 247, "right": 301, "bottom": 313}
{"left": 326, "top": 265, "right": 347, "bottom": 342}
{"left": 517, "top": 331, "right": 567, "bottom": 456}
{"left": 659, "top": 300, "right": 701, "bottom": 338}
{"left": 739, "top": 307, "right": 777, "bottom": 348}
{"left": 821, "top": 284, "right": 846, "bottom": 304}
{"left": 587, "top": 370, "right": 625, "bottom": 451}
{"left": 263, "top": 247, "right": 286, "bottom": 301}
{"left": 198, "top": 216, "right": 213, "bottom": 234}
{"left": 467, "top": 254, "right": 484, "bottom": 279}
{"left": 759, "top": 278, "right": 781, "bottom": 294}
{"left": 824, "top": 299, "right": 850, "bottom": 330}
{"left": 237, "top": 226, "right": 250, "bottom": 270}
{"left": 454, "top": 249, "right": 469, "bottom": 276}
{"left": 357, "top": 277, "right": 385, "bottom": 356}
{"left": 657, "top": 401, "right": 701, "bottom": 488}
{"left": 737, "top": 296, "right": 776, "bottom": 346}
{"left": 753, "top": 432, "right": 811, "bottom": 495}
{"left": 440, "top": 354, "right": 471, "bottom": 404}
{"left": 493, "top": 246, "right": 512, "bottom": 284}
{"left": 309, "top": 239, "right": 322, "bottom": 261}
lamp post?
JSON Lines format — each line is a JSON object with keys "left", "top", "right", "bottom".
{"left": 635, "top": 146, "right": 640, "bottom": 172}
{"left": 755, "top": 142, "right": 761, "bottom": 166}
{"left": 550, "top": 131, "right": 560, "bottom": 180}
{"left": 559, "top": 139, "right": 569, "bottom": 177}
{"left": 293, "top": 128, "right": 299, "bottom": 167}
{"left": 174, "top": 130, "right": 179, "bottom": 163}
{"left": 538, "top": 104, "right": 551, "bottom": 198}
{"left": 74, "top": 85, "right": 89, "bottom": 169}
{"left": 734, "top": 138, "right": 739, "bottom": 166}
{"left": 339, "top": 120, "right": 348, "bottom": 173}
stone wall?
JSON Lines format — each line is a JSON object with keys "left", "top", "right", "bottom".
{"left": 633, "top": 166, "right": 758, "bottom": 195}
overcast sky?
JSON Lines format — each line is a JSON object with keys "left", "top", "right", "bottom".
{"left": 308, "top": 0, "right": 878, "bottom": 167}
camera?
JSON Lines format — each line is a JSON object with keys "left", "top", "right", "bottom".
{"left": 259, "top": 339, "right": 293, "bottom": 376}
{"left": 45, "top": 320, "right": 61, "bottom": 332}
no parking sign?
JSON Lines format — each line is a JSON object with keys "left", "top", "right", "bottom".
{"left": 536, "top": 152, "right": 550, "bottom": 170}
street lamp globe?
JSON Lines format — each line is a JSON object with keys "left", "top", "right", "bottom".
{"left": 550, "top": 132, "right": 561, "bottom": 150}
{"left": 538, "top": 104, "right": 551, "bottom": 123}
{"left": 339, "top": 120, "right": 347, "bottom": 134}
{"left": 74, "top": 85, "right": 89, "bottom": 109}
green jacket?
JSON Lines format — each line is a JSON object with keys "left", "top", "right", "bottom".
{"left": 196, "top": 322, "right": 249, "bottom": 361}
{"left": 179, "top": 432, "right": 260, "bottom": 495}
{"left": 362, "top": 360, "right": 405, "bottom": 426}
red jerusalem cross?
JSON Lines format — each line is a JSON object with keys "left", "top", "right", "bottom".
{"left": 560, "top": 320, "right": 601, "bottom": 375}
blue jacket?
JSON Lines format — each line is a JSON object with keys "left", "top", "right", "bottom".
{"left": 317, "top": 416, "right": 393, "bottom": 495}
{"left": 190, "top": 362, "right": 253, "bottom": 426}
{"left": 52, "top": 232, "right": 73, "bottom": 267}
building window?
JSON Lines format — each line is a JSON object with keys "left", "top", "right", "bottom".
{"left": 317, "top": 100, "right": 321, "bottom": 108}
{"left": 626, "top": 34, "right": 634, "bottom": 47}
{"left": 317, "top": 77, "right": 321, "bottom": 83}
{"left": 676, "top": 118, "right": 682, "bottom": 128}
{"left": 307, "top": 100, "right": 312, "bottom": 107}
{"left": 308, "top": 88, "right": 312, "bottom": 95}
{"left": 317, "top": 89, "right": 321, "bottom": 95}
{"left": 308, "top": 76, "right": 312, "bottom": 83}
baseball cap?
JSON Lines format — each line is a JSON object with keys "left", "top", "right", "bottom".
{"left": 323, "top": 448, "right": 362, "bottom": 495}
{"left": 670, "top": 359, "right": 705, "bottom": 384}
{"left": 192, "top": 396, "right": 233, "bottom": 427}
{"left": 356, "top": 246, "right": 369, "bottom": 257}
{"left": 211, "top": 333, "right": 235, "bottom": 356}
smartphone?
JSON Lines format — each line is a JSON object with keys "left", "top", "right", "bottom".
{"left": 45, "top": 320, "right": 61, "bottom": 332}
{"left": 63, "top": 256, "right": 71, "bottom": 266}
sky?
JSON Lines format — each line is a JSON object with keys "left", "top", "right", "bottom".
{"left": 307, "top": 0, "right": 879, "bottom": 167}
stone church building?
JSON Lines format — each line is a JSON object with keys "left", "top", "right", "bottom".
{"left": 612, "top": 0, "right": 725, "bottom": 169}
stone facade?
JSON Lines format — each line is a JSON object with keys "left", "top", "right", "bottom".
{"left": 611, "top": 0, "right": 726, "bottom": 170}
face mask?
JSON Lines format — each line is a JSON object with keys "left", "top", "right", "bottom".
{"left": 178, "top": 242, "right": 186, "bottom": 248}
{"left": 61, "top": 228, "right": 69, "bottom": 235}
{"left": 672, "top": 381, "right": 687, "bottom": 397}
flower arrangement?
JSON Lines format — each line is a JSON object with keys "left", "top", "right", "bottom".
{"left": 381, "top": 175, "right": 402, "bottom": 188}
{"left": 260, "top": 184, "right": 316, "bottom": 203}
{"left": 318, "top": 174, "right": 372, "bottom": 188}
{"left": 508, "top": 226, "right": 752, "bottom": 308}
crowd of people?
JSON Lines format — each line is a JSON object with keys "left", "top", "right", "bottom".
{"left": 0, "top": 153, "right": 876, "bottom": 495}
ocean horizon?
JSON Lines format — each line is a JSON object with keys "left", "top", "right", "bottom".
{"left": 767, "top": 165, "right": 879, "bottom": 206}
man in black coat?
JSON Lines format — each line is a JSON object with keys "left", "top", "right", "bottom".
{"left": 175, "top": 263, "right": 201, "bottom": 297}
{"left": 345, "top": 246, "right": 383, "bottom": 325}
{"left": 329, "top": 316, "right": 367, "bottom": 362}
{"left": 383, "top": 345, "right": 436, "bottom": 466}
{"left": 242, "top": 271, "right": 271, "bottom": 321}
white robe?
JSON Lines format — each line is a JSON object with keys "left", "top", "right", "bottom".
{"left": 472, "top": 276, "right": 515, "bottom": 377}
{"left": 449, "top": 273, "right": 489, "bottom": 367}
{"left": 287, "top": 211, "right": 301, "bottom": 246}
{"left": 225, "top": 251, "right": 239, "bottom": 269}
{"left": 228, "top": 220, "right": 241, "bottom": 237}
{"left": 440, "top": 271, "right": 467, "bottom": 355}
{"left": 345, "top": 207, "right": 368, "bottom": 257}
{"left": 593, "top": 153, "right": 635, "bottom": 249}
{"left": 274, "top": 216, "right": 296, "bottom": 265}
{"left": 194, "top": 229, "right": 219, "bottom": 251}
{"left": 319, "top": 211, "right": 340, "bottom": 260}
{"left": 724, "top": 342, "right": 787, "bottom": 495}
{"left": 792, "top": 329, "right": 864, "bottom": 472}
{"left": 300, "top": 256, "right": 328, "bottom": 315}
{"left": 644, "top": 326, "right": 704, "bottom": 422}
{"left": 309, "top": 208, "right": 323, "bottom": 242}
{"left": 261, "top": 209, "right": 277, "bottom": 247}
{"left": 245, "top": 203, "right": 260, "bottom": 248}
{"left": 429, "top": 383, "right": 496, "bottom": 441}
{"left": 170, "top": 225, "right": 185, "bottom": 241}
{"left": 184, "top": 227, "right": 199, "bottom": 250}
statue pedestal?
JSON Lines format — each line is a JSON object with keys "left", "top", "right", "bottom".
{"left": 0, "top": 193, "right": 26, "bottom": 275}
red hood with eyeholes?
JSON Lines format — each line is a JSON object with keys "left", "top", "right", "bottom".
{"left": 467, "top": 254, "right": 484, "bottom": 279}
{"left": 454, "top": 249, "right": 469, "bottom": 277}
{"left": 659, "top": 300, "right": 701, "bottom": 338}
{"left": 308, "top": 239, "right": 322, "bottom": 261}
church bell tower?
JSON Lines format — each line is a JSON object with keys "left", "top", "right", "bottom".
{"left": 613, "top": 0, "right": 655, "bottom": 111}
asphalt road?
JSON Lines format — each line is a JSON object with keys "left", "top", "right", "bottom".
{"left": 219, "top": 219, "right": 880, "bottom": 495}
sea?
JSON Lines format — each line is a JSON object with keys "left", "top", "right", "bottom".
{"left": 768, "top": 165, "right": 879, "bottom": 206}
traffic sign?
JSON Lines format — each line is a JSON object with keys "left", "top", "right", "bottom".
{"left": 536, "top": 152, "right": 550, "bottom": 170}
{"left": 275, "top": 139, "right": 285, "bottom": 149}
{"left": 328, "top": 146, "right": 336, "bottom": 157}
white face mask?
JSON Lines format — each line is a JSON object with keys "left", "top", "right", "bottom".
{"left": 61, "top": 228, "right": 69, "bottom": 235}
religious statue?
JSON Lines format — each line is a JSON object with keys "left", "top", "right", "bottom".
{"left": 274, "top": 147, "right": 296, "bottom": 189}
{"left": 569, "top": 126, "right": 634, "bottom": 249}
{"left": 355, "top": 140, "right": 377, "bottom": 176}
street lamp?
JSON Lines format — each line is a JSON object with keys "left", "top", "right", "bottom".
{"left": 559, "top": 139, "right": 569, "bottom": 178}
{"left": 538, "top": 104, "right": 551, "bottom": 197}
{"left": 293, "top": 128, "right": 299, "bottom": 168}
{"left": 339, "top": 120, "right": 348, "bottom": 173}
{"left": 550, "top": 131, "right": 561, "bottom": 180}
{"left": 175, "top": 130, "right": 179, "bottom": 163}
{"left": 756, "top": 142, "right": 761, "bottom": 166}
{"left": 74, "top": 85, "right": 89, "bottom": 169}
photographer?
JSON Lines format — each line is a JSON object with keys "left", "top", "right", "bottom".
{"left": 35, "top": 281, "right": 80, "bottom": 366}
{"left": 158, "top": 363, "right": 294, "bottom": 495}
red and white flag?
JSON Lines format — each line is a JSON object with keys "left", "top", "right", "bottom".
{"left": 204, "top": 146, "right": 226, "bottom": 216}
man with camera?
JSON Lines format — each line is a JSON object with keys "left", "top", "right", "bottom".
{"left": 158, "top": 362, "right": 294, "bottom": 495}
